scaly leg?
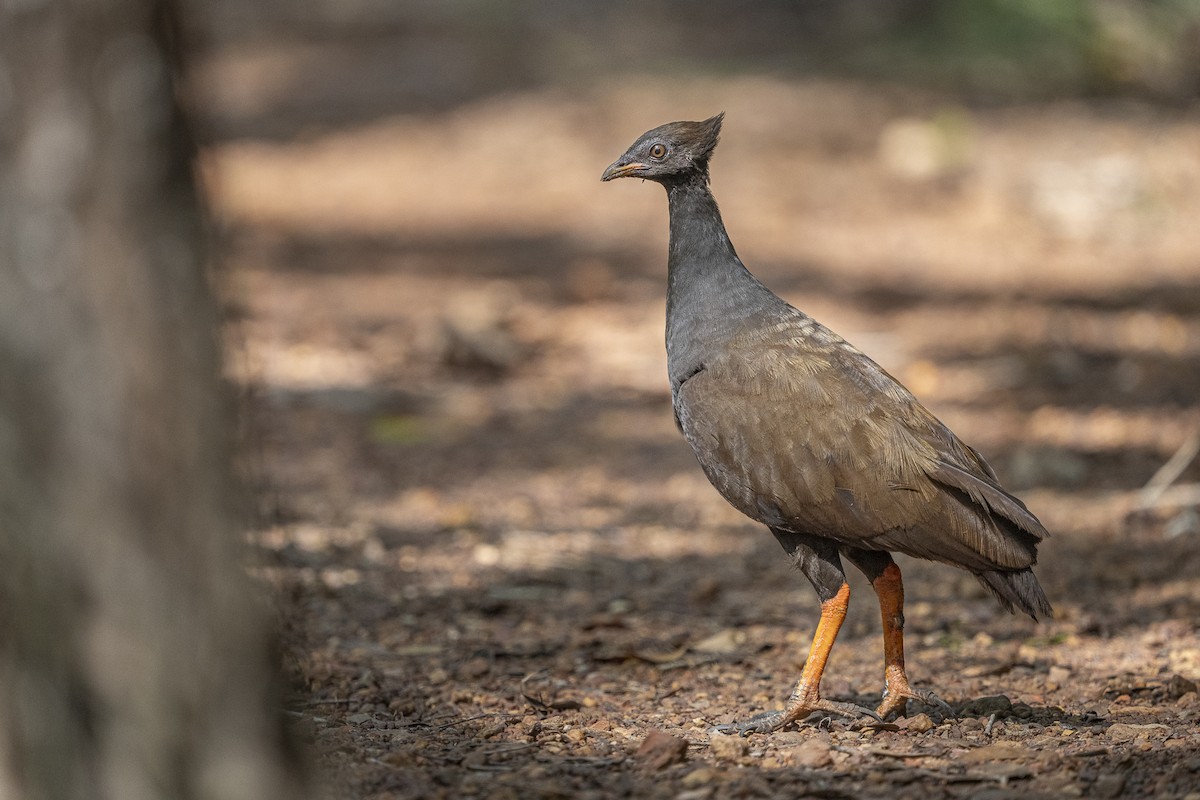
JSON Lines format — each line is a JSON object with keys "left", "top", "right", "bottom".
{"left": 846, "top": 549, "right": 952, "bottom": 719}
{"left": 722, "top": 531, "right": 878, "bottom": 736}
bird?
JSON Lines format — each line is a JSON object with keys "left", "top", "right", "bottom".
{"left": 601, "top": 113, "right": 1052, "bottom": 735}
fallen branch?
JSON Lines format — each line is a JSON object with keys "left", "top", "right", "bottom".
{"left": 1137, "top": 433, "right": 1200, "bottom": 509}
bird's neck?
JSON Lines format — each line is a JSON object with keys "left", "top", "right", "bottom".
{"left": 663, "top": 172, "right": 774, "bottom": 384}
{"left": 665, "top": 173, "right": 740, "bottom": 280}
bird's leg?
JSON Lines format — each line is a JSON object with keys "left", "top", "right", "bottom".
{"left": 779, "top": 581, "right": 869, "bottom": 718}
{"left": 871, "top": 559, "right": 921, "bottom": 718}
{"left": 722, "top": 532, "right": 878, "bottom": 736}
{"left": 846, "top": 549, "right": 952, "bottom": 719}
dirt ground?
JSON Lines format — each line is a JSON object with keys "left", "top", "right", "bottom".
{"left": 200, "top": 68, "right": 1200, "bottom": 798}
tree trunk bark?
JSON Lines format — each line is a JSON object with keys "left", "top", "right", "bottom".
{"left": 0, "top": 2, "right": 305, "bottom": 799}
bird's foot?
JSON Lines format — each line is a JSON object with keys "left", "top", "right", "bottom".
{"left": 877, "top": 684, "right": 956, "bottom": 720}
{"left": 712, "top": 697, "right": 880, "bottom": 737}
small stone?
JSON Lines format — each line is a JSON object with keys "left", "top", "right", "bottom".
{"left": 903, "top": 713, "right": 935, "bottom": 733}
{"left": 460, "top": 657, "right": 490, "bottom": 678}
{"left": 959, "top": 695, "right": 1013, "bottom": 717}
{"left": 779, "top": 736, "right": 833, "bottom": 768}
{"left": 1010, "top": 702, "right": 1035, "bottom": 719}
{"left": 1168, "top": 674, "right": 1198, "bottom": 699}
{"left": 1106, "top": 723, "right": 1138, "bottom": 743}
{"left": 634, "top": 729, "right": 689, "bottom": 769}
{"left": 1106, "top": 722, "right": 1169, "bottom": 743}
{"left": 478, "top": 723, "right": 506, "bottom": 739}
{"left": 708, "top": 733, "right": 747, "bottom": 760}
{"left": 960, "top": 717, "right": 984, "bottom": 733}
{"left": 693, "top": 628, "right": 745, "bottom": 654}
{"left": 565, "top": 728, "right": 586, "bottom": 743}
{"left": 959, "top": 741, "right": 1031, "bottom": 762}
{"left": 773, "top": 731, "right": 806, "bottom": 747}
{"left": 347, "top": 713, "right": 373, "bottom": 725}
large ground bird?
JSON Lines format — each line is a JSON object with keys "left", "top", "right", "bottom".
{"left": 602, "top": 114, "right": 1052, "bottom": 735}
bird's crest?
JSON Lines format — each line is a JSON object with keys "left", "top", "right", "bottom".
{"left": 688, "top": 112, "right": 724, "bottom": 162}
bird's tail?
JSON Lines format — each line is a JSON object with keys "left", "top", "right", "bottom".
{"left": 975, "top": 568, "right": 1053, "bottom": 621}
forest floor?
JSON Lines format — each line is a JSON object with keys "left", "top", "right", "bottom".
{"left": 202, "top": 75, "right": 1200, "bottom": 798}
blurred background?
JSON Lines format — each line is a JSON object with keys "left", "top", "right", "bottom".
{"left": 183, "top": 1, "right": 1200, "bottom": 795}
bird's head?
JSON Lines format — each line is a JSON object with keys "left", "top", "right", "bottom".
{"left": 601, "top": 113, "right": 724, "bottom": 184}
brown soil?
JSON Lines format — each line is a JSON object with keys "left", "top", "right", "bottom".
{"left": 204, "top": 74, "right": 1200, "bottom": 798}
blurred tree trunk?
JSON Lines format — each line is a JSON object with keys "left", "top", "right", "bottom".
{"left": 0, "top": 2, "right": 304, "bottom": 799}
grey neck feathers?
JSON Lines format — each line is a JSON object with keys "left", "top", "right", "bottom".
{"left": 663, "top": 172, "right": 782, "bottom": 386}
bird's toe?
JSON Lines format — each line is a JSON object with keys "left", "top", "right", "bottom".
{"left": 877, "top": 685, "right": 956, "bottom": 720}
{"left": 737, "top": 710, "right": 789, "bottom": 737}
{"left": 809, "top": 697, "right": 882, "bottom": 722}
{"left": 911, "top": 688, "right": 956, "bottom": 717}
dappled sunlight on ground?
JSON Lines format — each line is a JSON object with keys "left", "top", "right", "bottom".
{"left": 207, "top": 71, "right": 1200, "bottom": 798}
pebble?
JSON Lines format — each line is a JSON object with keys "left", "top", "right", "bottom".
{"left": 1168, "top": 674, "right": 1198, "bottom": 699}
{"left": 1047, "top": 665, "right": 1072, "bottom": 688}
{"left": 958, "top": 695, "right": 1013, "bottom": 717}
{"left": 903, "top": 713, "right": 936, "bottom": 733}
{"left": 959, "top": 741, "right": 1031, "bottom": 762}
{"left": 708, "top": 733, "right": 747, "bottom": 761}
{"left": 634, "top": 729, "right": 689, "bottom": 769}
{"left": 1106, "top": 722, "right": 1170, "bottom": 743}
{"left": 778, "top": 737, "right": 833, "bottom": 768}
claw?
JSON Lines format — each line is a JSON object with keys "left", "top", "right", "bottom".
{"left": 808, "top": 697, "right": 882, "bottom": 723}
{"left": 877, "top": 685, "right": 956, "bottom": 720}
{"left": 914, "top": 688, "right": 956, "bottom": 718}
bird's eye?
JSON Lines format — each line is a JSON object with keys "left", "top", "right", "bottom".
{"left": 649, "top": 143, "right": 668, "bottom": 160}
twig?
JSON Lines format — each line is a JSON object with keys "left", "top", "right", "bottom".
{"left": 521, "top": 671, "right": 582, "bottom": 711}
{"left": 1136, "top": 483, "right": 1200, "bottom": 511}
{"left": 654, "top": 686, "right": 682, "bottom": 702}
{"left": 1138, "top": 433, "right": 1200, "bottom": 508}
{"left": 984, "top": 712, "right": 998, "bottom": 736}
{"left": 434, "top": 712, "right": 512, "bottom": 732}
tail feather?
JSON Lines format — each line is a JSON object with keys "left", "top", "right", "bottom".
{"left": 975, "top": 568, "right": 1053, "bottom": 621}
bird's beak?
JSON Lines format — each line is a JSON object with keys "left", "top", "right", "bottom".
{"left": 601, "top": 160, "right": 648, "bottom": 182}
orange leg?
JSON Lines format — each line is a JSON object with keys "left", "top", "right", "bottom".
{"left": 732, "top": 582, "right": 877, "bottom": 734}
{"left": 869, "top": 561, "right": 949, "bottom": 718}
{"left": 782, "top": 582, "right": 850, "bottom": 718}
{"left": 873, "top": 562, "right": 913, "bottom": 717}
{"left": 720, "top": 531, "right": 880, "bottom": 736}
